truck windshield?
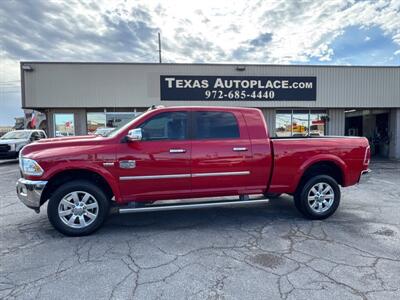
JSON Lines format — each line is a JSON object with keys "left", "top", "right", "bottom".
{"left": 105, "top": 114, "right": 144, "bottom": 138}
{"left": 1, "top": 131, "right": 30, "bottom": 140}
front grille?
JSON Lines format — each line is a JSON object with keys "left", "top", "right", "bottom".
{"left": 0, "top": 144, "right": 11, "bottom": 152}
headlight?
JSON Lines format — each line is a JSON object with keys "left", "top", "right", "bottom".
{"left": 20, "top": 158, "right": 44, "bottom": 176}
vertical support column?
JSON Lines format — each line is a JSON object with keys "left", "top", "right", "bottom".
{"left": 261, "top": 108, "right": 276, "bottom": 137}
{"left": 74, "top": 109, "right": 87, "bottom": 136}
{"left": 47, "top": 110, "right": 54, "bottom": 138}
{"left": 327, "top": 109, "right": 345, "bottom": 136}
{"left": 389, "top": 108, "right": 400, "bottom": 159}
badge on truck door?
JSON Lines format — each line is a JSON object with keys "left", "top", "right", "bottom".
{"left": 119, "top": 160, "right": 136, "bottom": 169}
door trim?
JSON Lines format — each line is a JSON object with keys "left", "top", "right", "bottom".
{"left": 120, "top": 174, "right": 191, "bottom": 181}
{"left": 119, "top": 171, "right": 250, "bottom": 181}
{"left": 192, "top": 171, "right": 250, "bottom": 178}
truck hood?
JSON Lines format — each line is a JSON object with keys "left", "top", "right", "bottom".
{"left": 38, "top": 135, "right": 98, "bottom": 143}
{"left": 20, "top": 135, "right": 111, "bottom": 161}
{"left": 0, "top": 139, "right": 28, "bottom": 144}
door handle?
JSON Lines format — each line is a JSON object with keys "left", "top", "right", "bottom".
{"left": 169, "top": 148, "right": 186, "bottom": 153}
{"left": 233, "top": 147, "right": 248, "bottom": 152}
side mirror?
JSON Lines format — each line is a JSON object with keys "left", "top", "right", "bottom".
{"left": 126, "top": 128, "right": 142, "bottom": 141}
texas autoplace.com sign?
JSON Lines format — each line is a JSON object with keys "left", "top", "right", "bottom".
{"left": 160, "top": 75, "right": 316, "bottom": 101}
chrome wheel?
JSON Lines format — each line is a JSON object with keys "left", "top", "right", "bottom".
{"left": 58, "top": 191, "right": 99, "bottom": 229}
{"left": 307, "top": 182, "right": 334, "bottom": 213}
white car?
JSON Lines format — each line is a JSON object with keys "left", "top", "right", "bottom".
{"left": 0, "top": 130, "right": 47, "bottom": 159}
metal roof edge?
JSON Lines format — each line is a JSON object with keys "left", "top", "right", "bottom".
{"left": 19, "top": 61, "right": 400, "bottom": 69}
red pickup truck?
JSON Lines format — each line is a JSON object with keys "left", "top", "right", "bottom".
{"left": 16, "top": 106, "right": 370, "bottom": 236}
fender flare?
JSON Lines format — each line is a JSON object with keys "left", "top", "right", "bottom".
{"left": 290, "top": 154, "right": 348, "bottom": 192}
{"left": 44, "top": 162, "right": 122, "bottom": 202}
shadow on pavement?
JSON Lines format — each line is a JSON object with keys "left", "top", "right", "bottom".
{"left": 102, "top": 196, "right": 302, "bottom": 233}
{"left": 0, "top": 159, "right": 18, "bottom": 165}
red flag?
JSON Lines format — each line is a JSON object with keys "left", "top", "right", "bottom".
{"left": 31, "top": 111, "right": 36, "bottom": 128}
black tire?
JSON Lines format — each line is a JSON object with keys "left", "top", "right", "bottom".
{"left": 263, "top": 193, "right": 282, "bottom": 199}
{"left": 47, "top": 180, "right": 110, "bottom": 236}
{"left": 294, "top": 175, "right": 340, "bottom": 220}
{"left": 294, "top": 194, "right": 305, "bottom": 214}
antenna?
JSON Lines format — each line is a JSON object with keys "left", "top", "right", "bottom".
{"left": 158, "top": 32, "right": 162, "bottom": 63}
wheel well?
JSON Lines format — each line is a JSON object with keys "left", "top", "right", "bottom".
{"left": 298, "top": 161, "right": 343, "bottom": 191}
{"left": 40, "top": 169, "right": 114, "bottom": 205}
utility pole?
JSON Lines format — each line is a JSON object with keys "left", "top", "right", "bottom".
{"left": 158, "top": 32, "right": 162, "bottom": 63}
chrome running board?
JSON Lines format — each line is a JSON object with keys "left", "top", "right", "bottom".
{"left": 118, "top": 198, "right": 269, "bottom": 214}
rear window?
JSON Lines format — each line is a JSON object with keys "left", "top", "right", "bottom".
{"left": 194, "top": 111, "right": 240, "bottom": 139}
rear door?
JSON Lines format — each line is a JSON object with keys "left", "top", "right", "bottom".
{"left": 117, "top": 111, "right": 191, "bottom": 201}
{"left": 190, "top": 110, "right": 253, "bottom": 196}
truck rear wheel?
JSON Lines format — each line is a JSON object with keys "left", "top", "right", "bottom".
{"left": 47, "top": 180, "right": 110, "bottom": 236}
{"left": 294, "top": 175, "right": 340, "bottom": 220}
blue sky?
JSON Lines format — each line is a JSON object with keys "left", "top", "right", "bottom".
{"left": 0, "top": 0, "right": 399, "bottom": 125}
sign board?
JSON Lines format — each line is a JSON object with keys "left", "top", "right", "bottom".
{"left": 160, "top": 76, "right": 316, "bottom": 101}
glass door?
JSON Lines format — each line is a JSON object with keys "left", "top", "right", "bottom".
{"left": 54, "top": 113, "right": 75, "bottom": 137}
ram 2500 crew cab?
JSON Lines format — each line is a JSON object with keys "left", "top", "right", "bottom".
{"left": 16, "top": 106, "right": 371, "bottom": 236}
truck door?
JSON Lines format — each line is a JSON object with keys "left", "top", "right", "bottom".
{"left": 117, "top": 111, "right": 191, "bottom": 201}
{"left": 190, "top": 110, "right": 253, "bottom": 196}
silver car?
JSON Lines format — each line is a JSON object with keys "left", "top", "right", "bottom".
{"left": 0, "top": 130, "right": 47, "bottom": 159}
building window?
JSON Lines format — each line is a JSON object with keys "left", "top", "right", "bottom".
{"left": 275, "top": 110, "right": 327, "bottom": 137}
{"left": 309, "top": 111, "right": 327, "bottom": 136}
{"left": 87, "top": 112, "right": 141, "bottom": 135}
{"left": 106, "top": 113, "right": 139, "bottom": 129}
{"left": 292, "top": 110, "right": 309, "bottom": 137}
{"left": 275, "top": 110, "right": 292, "bottom": 137}
{"left": 54, "top": 113, "right": 75, "bottom": 137}
{"left": 87, "top": 113, "right": 106, "bottom": 134}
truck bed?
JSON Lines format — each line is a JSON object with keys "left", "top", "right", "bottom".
{"left": 268, "top": 136, "right": 369, "bottom": 194}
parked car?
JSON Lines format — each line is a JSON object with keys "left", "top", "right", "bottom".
{"left": 16, "top": 106, "right": 370, "bottom": 236}
{"left": 0, "top": 129, "right": 47, "bottom": 159}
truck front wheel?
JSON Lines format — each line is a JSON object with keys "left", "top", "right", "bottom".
{"left": 47, "top": 180, "right": 110, "bottom": 236}
{"left": 294, "top": 175, "right": 340, "bottom": 220}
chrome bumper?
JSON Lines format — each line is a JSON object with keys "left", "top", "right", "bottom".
{"left": 16, "top": 178, "right": 48, "bottom": 213}
{"left": 358, "top": 169, "right": 371, "bottom": 184}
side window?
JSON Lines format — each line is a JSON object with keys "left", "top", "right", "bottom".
{"left": 30, "top": 132, "right": 40, "bottom": 141}
{"left": 194, "top": 111, "right": 240, "bottom": 139}
{"left": 139, "top": 112, "right": 188, "bottom": 141}
{"left": 39, "top": 132, "right": 46, "bottom": 139}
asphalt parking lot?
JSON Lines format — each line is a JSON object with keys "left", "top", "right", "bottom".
{"left": 0, "top": 160, "right": 399, "bottom": 300}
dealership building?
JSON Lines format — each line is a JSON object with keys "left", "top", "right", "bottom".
{"left": 20, "top": 62, "right": 400, "bottom": 159}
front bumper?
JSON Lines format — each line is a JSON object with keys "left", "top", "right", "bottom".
{"left": 0, "top": 151, "right": 18, "bottom": 159}
{"left": 358, "top": 169, "right": 371, "bottom": 184}
{"left": 16, "top": 178, "right": 48, "bottom": 213}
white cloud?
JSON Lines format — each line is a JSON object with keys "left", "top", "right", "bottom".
{"left": 1, "top": 0, "right": 399, "bottom": 65}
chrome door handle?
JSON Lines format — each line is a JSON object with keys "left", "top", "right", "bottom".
{"left": 169, "top": 148, "right": 186, "bottom": 153}
{"left": 233, "top": 147, "right": 248, "bottom": 152}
